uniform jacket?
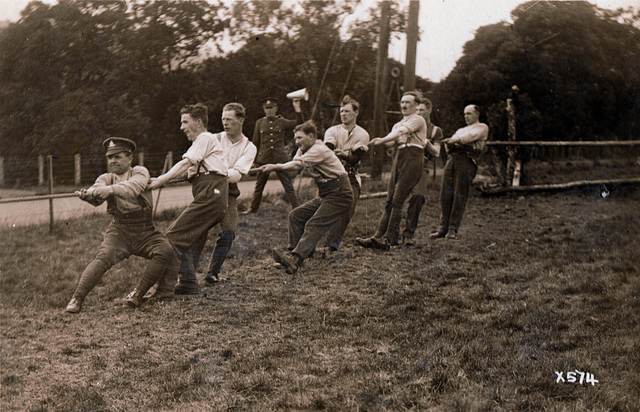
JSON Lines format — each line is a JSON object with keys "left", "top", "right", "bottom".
{"left": 86, "top": 166, "right": 152, "bottom": 217}
{"left": 253, "top": 115, "right": 297, "bottom": 164}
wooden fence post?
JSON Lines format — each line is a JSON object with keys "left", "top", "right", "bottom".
{"left": 138, "top": 151, "right": 144, "bottom": 167}
{"left": 38, "top": 155, "right": 45, "bottom": 186}
{"left": 167, "top": 151, "right": 174, "bottom": 168}
{"left": 48, "top": 155, "right": 54, "bottom": 234}
{"left": 0, "top": 156, "right": 4, "bottom": 187}
{"left": 505, "top": 95, "right": 517, "bottom": 187}
{"left": 74, "top": 153, "right": 81, "bottom": 186}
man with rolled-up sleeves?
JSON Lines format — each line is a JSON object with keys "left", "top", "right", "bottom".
{"left": 192, "top": 103, "right": 257, "bottom": 284}
{"left": 322, "top": 95, "right": 369, "bottom": 257}
{"left": 431, "top": 104, "right": 488, "bottom": 240}
{"left": 147, "top": 103, "right": 228, "bottom": 296}
{"left": 265, "top": 122, "right": 353, "bottom": 275}
{"left": 356, "top": 91, "right": 427, "bottom": 250}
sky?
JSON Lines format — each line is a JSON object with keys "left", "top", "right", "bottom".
{"left": 1, "top": 0, "right": 638, "bottom": 81}
{"left": 389, "top": 0, "right": 640, "bottom": 81}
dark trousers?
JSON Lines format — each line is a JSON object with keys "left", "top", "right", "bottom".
{"left": 404, "top": 193, "right": 425, "bottom": 239}
{"left": 439, "top": 152, "right": 477, "bottom": 232}
{"left": 288, "top": 175, "right": 353, "bottom": 260}
{"left": 206, "top": 183, "right": 239, "bottom": 277}
{"left": 73, "top": 221, "right": 178, "bottom": 299}
{"left": 188, "top": 184, "right": 240, "bottom": 278}
{"left": 250, "top": 169, "right": 299, "bottom": 210}
{"left": 165, "top": 173, "right": 228, "bottom": 282}
{"left": 403, "top": 166, "right": 429, "bottom": 239}
{"left": 324, "top": 173, "right": 360, "bottom": 250}
{"left": 374, "top": 146, "right": 424, "bottom": 244}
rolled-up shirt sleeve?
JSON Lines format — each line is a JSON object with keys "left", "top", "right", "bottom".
{"left": 228, "top": 143, "right": 257, "bottom": 183}
{"left": 449, "top": 123, "right": 489, "bottom": 145}
{"left": 351, "top": 127, "right": 370, "bottom": 152}
{"left": 403, "top": 116, "right": 425, "bottom": 134}
{"left": 293, "top": 146, "right": 324, "bottom": 167}
{"left": 182, "top": 138, "right": 207, "bottom": 165}
{"left": 324, "top": 128, "right": 338, "bottom": 148}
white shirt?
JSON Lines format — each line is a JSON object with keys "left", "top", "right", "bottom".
{"left": 215, "top": 132, "right": 257, "bottom": 183}
{"left": 324, "top": 124, "right": 370, "bottom": 154}
{"left": 448, "top": 122, "right": 489, "bottom": 152}
{"left": 292, "top": 140, "right": 347, "bottom": 180}
{"left": 394, "top": 114, "right": 427, "bottom": 147}
{"left": 183, "top": 131, "right": 227, "bottom": 179}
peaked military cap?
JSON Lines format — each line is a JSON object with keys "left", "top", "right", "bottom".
{"left": 103, "top": 137, "right": 137, "bottom": 155}
{"left": 261, "top": 98, "right": 279, "bottom": 108}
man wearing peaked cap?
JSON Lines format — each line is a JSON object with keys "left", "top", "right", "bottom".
{"left": 103, "top": 137, "right": 137, "bottom": 155}
{"left": 245, "top": 95, "right": 304, "bottom": 214}
{"left": 261, "top": 98, "right": 278, "bottom": 108}
{"left": 65, "top": 137, "right": 179, "bottom": 314}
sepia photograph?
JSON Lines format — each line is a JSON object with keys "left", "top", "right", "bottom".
{"left": 1, "top": 0, "right": 639, "bottom": 410}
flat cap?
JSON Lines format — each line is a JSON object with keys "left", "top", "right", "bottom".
{"left": 103, "top": 137, "right": 136, "bottom": 155}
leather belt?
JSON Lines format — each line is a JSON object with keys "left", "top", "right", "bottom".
{"left": 317, "top": 176, "right": 344, "bottom": 184}
{"left": 188, "top": 170, "right": 224, "bottom": 182}
{"left": 398, "top": 143, "right": 423, "bottom": 149}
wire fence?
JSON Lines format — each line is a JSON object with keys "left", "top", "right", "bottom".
{"left": 1, "top": 142, "right": 638, "bottom": 234}
{"left": 1, "top": 142, "right": 639, "bottom": 189}
{"left": 0, "top": 152, "right": 171, "bottom": 187}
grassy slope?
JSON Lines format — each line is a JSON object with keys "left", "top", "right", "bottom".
{"left": 1, "top": 181, "right": 639, "bottom": 411}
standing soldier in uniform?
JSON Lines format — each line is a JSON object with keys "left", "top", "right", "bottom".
{"left": 245, "top": 98, "right": 302, "bottom": 213}
{"left": 265, "top": 121, "right": 353, "bottom": 274}
{"left": 401, "top": 97, "right": 444, "bottom": 246}
{"left": 65, "top": 137, "right": 178, "bottom": 313}
{"left": 147, "top": 103, "right": 228, "bottom": 296}
{"left": 322, "top": 96, "right": 369, "bottom": 257}
{"left": 356, "top": 91, "right": 427, "bottom": 250}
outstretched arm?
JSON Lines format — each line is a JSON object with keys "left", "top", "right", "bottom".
{"left": 148, "top": 158, "right": 192, "bottom": 189}
{"left": 369, "top": 125, "right": 409, "bottom": 146}
{"left": 260, "top": 160, "right": 303, "bottom": 174}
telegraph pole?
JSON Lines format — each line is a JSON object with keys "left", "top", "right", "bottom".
{"left": 404, "top": 0, "right": 419, "bottom": 91}
{"left": 372, "top": 0, "right": 391, "bottom": 179}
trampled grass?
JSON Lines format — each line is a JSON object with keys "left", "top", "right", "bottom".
{"left": 1, "top": 179, "right": 639, "bottom": 411}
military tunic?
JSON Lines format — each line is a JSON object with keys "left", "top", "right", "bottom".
{"left": 70, "top": 166, "right": 178, "bottom": 304}
{"left": 250, "top": 115, "right": 299, "bottom": 210}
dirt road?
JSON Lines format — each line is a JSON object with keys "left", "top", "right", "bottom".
{"left": 0, "top": 177, "right": 311, "bottom": 227}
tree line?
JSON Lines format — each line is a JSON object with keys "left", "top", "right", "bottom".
{"left": 1, "top": 0, "right": 638, "bottom": 184}
{"left": 433, "top": 1, "right": 640, "bottom": 141}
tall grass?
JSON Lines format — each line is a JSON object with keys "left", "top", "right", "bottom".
{"left": 1, "top": 183, "right": 639, "bottom": 411}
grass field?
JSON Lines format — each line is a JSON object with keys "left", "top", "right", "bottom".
{"left": 1, "top": 170, "right": 639, "bottom": 411}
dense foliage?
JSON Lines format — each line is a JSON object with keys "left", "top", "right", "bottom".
{"left": 433, "top": 1, "right": 640, "bottom": 140}
{"left": 0, "top": 0, "right": 409, "bottom": 164}
{"left": 1, "top": 0, "right": 638, "bottom": 184}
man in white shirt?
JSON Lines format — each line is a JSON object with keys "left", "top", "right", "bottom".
{"left": 322, "top": 96, "right": 369, "bottom": 257}
{"left": 402, "top": 97, "right": 444, "bottom": 246}
{"left": 264, "top": 122, "right": 353, "bottom": 274}
{"left": 148, "top": 103, "right": 228, "bottom": 295}
{"left": 431, "top": 104, "right": 488, "bottom": 240}
{"left": 193, "top": 103, "right": 257, "bottom": 284}
{"left": 356, "top": 91, "right": 427, "bottom": 250}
